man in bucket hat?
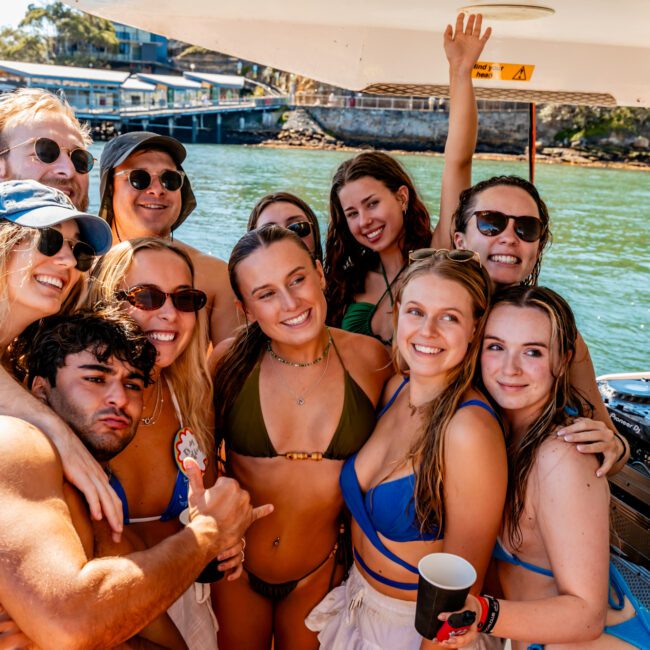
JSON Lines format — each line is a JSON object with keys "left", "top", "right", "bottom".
{"left": 99, "top": 132, "right": 238, "bottom": 345}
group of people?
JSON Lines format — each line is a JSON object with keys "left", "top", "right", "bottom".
{"left": 0, "top": 13, "right": 645, "bottom": 650}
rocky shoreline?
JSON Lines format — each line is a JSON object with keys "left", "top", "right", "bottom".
{"left": 258, "top": 109, "right": 650, "bottom": 171}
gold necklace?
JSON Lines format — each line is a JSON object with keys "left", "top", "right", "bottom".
{"left": 141, "top": 377, "right": 164, "bottom": 425}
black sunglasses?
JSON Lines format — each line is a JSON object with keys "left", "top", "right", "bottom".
{"left": 409, "top": 248, "right": 481, "bottom": 266}
{"left": 116, "top": 285, "right": 207, "bottom": 312}
{"left": 114, "top": 169, "right": 185, "bottom": 192}
{"left": 473, "top": 210, "right": 544, "bottom": 243}
{"left": 37, "top": 227, "right": 95, "bottom": 271}
{"left": 286, "top": 221, "right": 312, "bottom": 238}
{"left": 0, "top": 137, "right": 95, "bottom": 174}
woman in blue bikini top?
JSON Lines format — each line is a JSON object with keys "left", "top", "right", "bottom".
{"left": 340, "top": 250, "right": 507, "bottom": 601}
{"left": 444, "top": 285, "right": 645, "bottom": 650}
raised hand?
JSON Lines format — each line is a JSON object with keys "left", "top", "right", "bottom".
{"left": 444, "top": 13, "right": 491, "bottom": 74}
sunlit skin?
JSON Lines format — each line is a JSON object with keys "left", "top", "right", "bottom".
{"left": 4, "top": 220, "right": 81, "bottom": 345}
{"left": 33, "top": 350, "right": 145, "bottom": 463}
{"left": 237, "top": 239, "right": 328, "bottom": 360}
{"left": 338, "top": 176, "right": 407, "bottom": 255}
{"left": 112, "top": 150, "right": 183, "bottom": 240}
{"left": 396, "top": 274, "right": 476, "bottom": 401}
{"left": 481, "top": 304, "right": 555, "bottom": 434}
{"left": 255, "top": 202, "right": 317, "bottom": 256}
{"left": 0, "top": 112, "right": 90, "bottom": 211}
{"left": 121, "top": 248, "right": 196, "bottom": 371}
{"left": 454, "top": 185, "right": 542, "bottom": 288}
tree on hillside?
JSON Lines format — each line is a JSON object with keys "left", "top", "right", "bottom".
{"left": 20, "top": 1, "right": 118, "bottom": 65}
{"left": 0, "top": 27, "right": 48, "bottom": 62}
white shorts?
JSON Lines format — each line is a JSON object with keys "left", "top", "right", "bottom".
{"left": 167, "top": 582, "right": 219, "bottom": 650}
{"left": 306, "top": 564, "right": 503, "bottom": 650}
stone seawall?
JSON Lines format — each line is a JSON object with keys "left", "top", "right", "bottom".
{"left": 307, "top": 106, "right": 529, "bottom": 154}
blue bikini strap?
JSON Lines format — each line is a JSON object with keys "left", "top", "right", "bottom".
{"left": 108, "top": 473, "right": 130, "bottom": 524}
{"left": 353, "top": 547, "right": 419, "bottom": 591}
{"left": 341, "top": 457, "right": 419, "bottom": 576}
{"left": 376, "top": 376, "right": 409, "bottom": 419}
{"left": 457, "top": 398, "right": 499, "bottom": 421}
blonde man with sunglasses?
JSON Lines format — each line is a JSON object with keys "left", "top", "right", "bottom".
{"left": 99, "top": 132, "right": 239, "bottom": 346}
{"left": 0, "top": 88, "right": 92, "bottom": 211}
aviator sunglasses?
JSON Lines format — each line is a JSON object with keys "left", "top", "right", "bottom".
{"left": 36, "top": 227, "right": 96, "bottom": 271}
{"left": 116, "top": 285, "right": 207, "bottom": 312}
{"left": 286, "top": 221, "right": 312, "bottom": 238}
{"left": 0, "top": 137, "right": 95, "bottom": 174}
{"left": 114, "top": 169, "right": 185, "bottom": 192}
{"left": 473, "top": 210, "right": 544, "bottom": 243}
{"left": 409, "top": 248, "right": 481, "bottom": 266}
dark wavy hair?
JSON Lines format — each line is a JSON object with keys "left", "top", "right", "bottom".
{"left": 453, "top": 176, "right": 552, "bottom": 286}
{"left": 487, "top": 285, "right": 590, "bottom": 549}
{"left": 13, "top": 308, "right": 157, "bottom": 388}
{"left": 324, "top": 152, "right": 433, "bottom": 325}
{"left": 247, "top": 191, "right": 323, "bottom": 262}
{"left": 213, "top": 224, "right": 316, "bottom": 445}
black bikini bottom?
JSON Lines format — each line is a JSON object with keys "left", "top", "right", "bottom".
{"left": 246, "top": 518, "right": 351, "bottom": 602}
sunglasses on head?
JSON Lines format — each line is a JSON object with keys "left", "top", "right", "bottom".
{"left": 114, "top": 169, "right": 185, "bottom": 192}
{"left": 116, "top": 285, "right": 207, "bottom": 312}
{"left": 36, "top": 227, "right": 95, "bottom": 271}
{"left": 473, "top": 210, "right": 544, "bottom": 243}
{"left": 0, "top": 137, "right": 95, "bottom": 174}
{"left": 409, "top": 248, "right": 481, "bottom": 266}
{"left": 286, "top": 221, "right": 312, "bottom": 238}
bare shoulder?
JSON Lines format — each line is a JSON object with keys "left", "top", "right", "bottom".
{"left": 175, "top": 239, "right": 228, "bottom": 274}
{"left": 535, "top": 433, "right": 600, "bottom": 484}
{"left": 0, "top": 416, "right": 59, "bottom": 476}
{"left": 330, "top": 328, "right": 392, "bottom": 402}
{"left": 208, "top": 336, "right": 236, "bottom": 376}
{"left": 445, "top": 390, "right": 503, "bottom": 450}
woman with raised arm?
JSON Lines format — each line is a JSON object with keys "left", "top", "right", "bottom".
{"left": 324, "top": 15, "right": 490, "bottom": 347}
{"left": 211, "top": 224, "right": 390, "bottom": 649}
{"left": 438, "top": 285, "right": 643, "bottom": 650}
{"left": 87, "top": 237, "right": 236, "bottom": 649}
{"left": 248, "top": 191, "right": 324, "bottom": 261}
{"left": 440, "top": 15, "right": 627, "bottom": 474}
{"left": 0, "top": 179, "right": 122, "bottom": 534}
{"left": 308, "top": 250, "right": 507, "bottom": 649}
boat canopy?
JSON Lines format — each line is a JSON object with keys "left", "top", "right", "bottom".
{"left": 68, "top": 0, "right": 650, "bottom": 107}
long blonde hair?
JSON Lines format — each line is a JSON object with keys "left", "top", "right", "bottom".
{"left": 86, "top": 237, "right": 213, "bottom": 455}
{"left": 392, "top": 254, "right": 492, "bottom": 535}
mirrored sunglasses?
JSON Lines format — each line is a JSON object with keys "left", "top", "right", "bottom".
{"left": 116, "top": 285, "right": 207, "bottom": 312}
{"left": 286, "top": 221, "right": 312, "bottom": 238}
{"left": 473, "top": 210, "right": 544, "bottom": 243}
{"left": 114, "top": 169, "right": 185, "bottom": 192}
{"left": 408, "top": 248, "right": 481, "bottom": 266}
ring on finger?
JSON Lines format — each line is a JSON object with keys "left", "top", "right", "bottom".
{"left": 241, "top": 536, "right": 246, "bottom": 550}
{"left": 241, "top": 550, "right": 245, "bottom": 563}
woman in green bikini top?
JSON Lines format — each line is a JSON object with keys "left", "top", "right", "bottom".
{"left": 324, "top": 151, "right": 431, "bottom": 345}
{"left": 211, "top": 224, "right": 391, "bottom": 650}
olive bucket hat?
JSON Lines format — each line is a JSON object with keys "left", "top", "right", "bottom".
{"left": 99, "top": 132, "right": 197, "bottom": 232}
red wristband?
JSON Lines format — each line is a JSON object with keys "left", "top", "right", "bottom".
{"left": 476, "top": 595, "right": 489, "bottom": 631}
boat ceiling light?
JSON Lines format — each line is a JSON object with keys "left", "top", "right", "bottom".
{"left": 458, "top": 4, "right": 555, "bottom": 20}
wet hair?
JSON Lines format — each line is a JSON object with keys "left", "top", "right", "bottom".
{"left": 247, "top": 191, "right": 323, "bottom": 262}
{"left": 324, "top": 152, "right": 433, "bottom": 325}
{"left": 452, "top": 175, "right": 552, "bottom": 286}
{"left": 487, "top": 285, "right": 589, "bottom": 549}
{"left": 213, "top": 225, "right": 315, "bottom": 444}
{"left": 85, "top": 237, "right": 213, "bottom": 456}
{"left": 0, "top": 88, "right": 91, "bottom": 153}
{"left": 13, "top": 308, "right": 156, "bottom": 389}
{"left": 392, "top": 253, "right": 492, "bottom": 535}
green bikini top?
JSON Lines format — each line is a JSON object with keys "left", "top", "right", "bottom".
{"left": 341, "top": 263, "right": 406, "bottom": 346}
{"left": 223, "top": 338, "right": 376, "bottom": 460}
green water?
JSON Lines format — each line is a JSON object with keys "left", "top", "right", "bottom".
{"left": 87, "top": 144, "right": 649, "bottom": 375}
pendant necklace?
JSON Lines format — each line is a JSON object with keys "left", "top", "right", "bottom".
{"left": 141, "top": 377, "right": 164, "bottom": 425}
{"left": 282, "top": 347, "right": 331, "bottom": 406}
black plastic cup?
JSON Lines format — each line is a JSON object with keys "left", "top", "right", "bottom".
{"left": 414, "top": 553, "right": 476, "bottom": 640}
{"left": 179, "top": 508, "right": 224, "bottom": 583}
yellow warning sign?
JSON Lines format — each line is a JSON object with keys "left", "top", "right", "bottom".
{"left": 472, "top": 62, "right": 535, "bottom": 82}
